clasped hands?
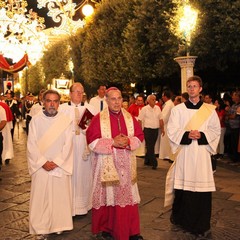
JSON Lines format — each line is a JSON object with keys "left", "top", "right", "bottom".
{"left": 42, "top": 161, "right": 58, "bottom": 171}
{"left": 112, "top": 133, "right": 129, "bottom": 148}
{"left": 188, "top": 130, "right": 201, "bottom": 140}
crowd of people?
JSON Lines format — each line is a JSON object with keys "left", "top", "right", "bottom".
{"left": 0, "top": 78, "right": 239, "bottom": 240}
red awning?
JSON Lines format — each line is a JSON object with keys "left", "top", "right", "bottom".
{"left": 0, "top": 54, "right": 31, "bottom": 73}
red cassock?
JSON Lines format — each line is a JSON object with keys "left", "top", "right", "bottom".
{"left": 128, "top": 104, "right": 144, "bottom": 118}
{"left": 86, "top": 110, "right": 144, "bottom": 240}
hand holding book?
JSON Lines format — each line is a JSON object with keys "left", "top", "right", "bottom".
{"left": 78, "top": 108, "right": 94, "bottom": 130}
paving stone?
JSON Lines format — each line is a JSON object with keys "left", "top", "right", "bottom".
{"left": 6, "top": 215, "right": 29, "bottom": 232}
{"left": 4, "top": 192, "right": 30, "bottom": 204}
{"left": 9, "top": 201, "right": 29, "bottom": 212}
{"left": 0, "top": 227, "right": 30, "bottom": 240}
{"left": 0, "top": 202, "right": 17, "bottom": 212}
{"left": 0, "top": 210, "right": 28, "bottom": 227}
{"left": 0, "top": 189, "right": 22, "bottom": 201}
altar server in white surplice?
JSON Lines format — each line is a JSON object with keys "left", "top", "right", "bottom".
{"left": 27, "top": 90, "right": 73, "bottom": 239}
{"left": 165, "top": 76, "right": 221, "bottom": 237}
{"left": 59, "top": 82, "right": 97, "bottom": 216}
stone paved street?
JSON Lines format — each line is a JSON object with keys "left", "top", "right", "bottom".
{"left": 0, "top": 124, "right": 240, "bottom": 240}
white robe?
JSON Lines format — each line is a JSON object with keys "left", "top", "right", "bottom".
{"left": 29, "top": 103, "right": 43, "bottom": 117}
{"left": 159, "top": 99, "right": 174, "bottom": 159}
{"left": 27, "top": 112, "right": 73, "bottom": 234}
{"left": 167, "top": 103, "right": 220, "bottom": 192}
{"left": 59, "top": 103, "right": 97, "bottom": 216}
{"left": 2, "top": 121, "right": 14, "bottom": 160}
{"left": 89, "top": 95, "right": 107, "bottom": 113}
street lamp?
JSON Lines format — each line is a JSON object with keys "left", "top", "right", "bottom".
{"left": 173, "top": 1, "right": 198, "bottom": 93}
{"left": 178, "top": 4, "right": 198, "bottom": 56}
{"left": 37, "top": 0, "right": 95, "bottom": 35}
{"left": 82, "top": 3, "right": 94, "bottom": 17}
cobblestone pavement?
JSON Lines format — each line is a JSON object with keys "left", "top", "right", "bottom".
{"left": 0, "top": 125, "right": 240, "bottom": 240}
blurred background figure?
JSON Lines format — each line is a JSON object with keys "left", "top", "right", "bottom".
{"left": 214, "top": 97, "right": 226, "bottom": 159}
{"left": 122, "top": 100, "right": 129, "bottom": 111}
{"left": 159, "top": 90, "right": 175, "bottom": 163}
{"left": 5, "top": 91, "right": 21, "bottom": 139}
{"left": 181, "top": 92, "right": 189, "bottom": 103}
{"left": 173, "top": 96, "right": 182, "bottom": 106}
{"left": 89, "top": 85, "right": 107, "bottom": 113}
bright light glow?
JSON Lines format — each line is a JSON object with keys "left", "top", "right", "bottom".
{"left": 15, "top": 83, "right": 21, "bottom": 90}
{"left": 0, "top": 1, "right": 48, "bottom": 64}
{"left": 179, "top": 5, "right": 198, "bottom": 45}
{"left": 130, "top": 83, "right": 136, "bottom": 88}
{"left": 82, "top": 4, "right": 94, "bottom": 17}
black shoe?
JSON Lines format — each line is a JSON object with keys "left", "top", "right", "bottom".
{"left": 194, "top": 229, "right": 211, "bottom": 238}
{"left": 152, "top": 166, "right": 157, "bottom": 170}
{"left": 101, "top": 232, "right": 114, "bottom": 240}
{"left": 5, "top": 159, "right": 10, "bottom": 165}
{"left": 129, "top": 235, "right": 144, "bottom": 240}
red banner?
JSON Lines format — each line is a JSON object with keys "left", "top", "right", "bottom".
{"left": 0, "top": 54, "right": 30, "bottom": 73}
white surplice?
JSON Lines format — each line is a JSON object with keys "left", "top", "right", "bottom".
{"left": 27, "top": 112, "right": 73, "bottom": 234}
{"left": 60, "top": 103, "right": 97, "bottom": 216}
{"left": 167, "top": 103, "right": 220, "bottom": 192}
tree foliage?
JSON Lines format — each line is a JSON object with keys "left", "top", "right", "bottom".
{"left": 79, "top": 0, "right": 138, "bottom": 87}
{"left": 42, "top": 0, "right": 240, "bottom": 92}
{"left": 189, "top": 0, "right": 240, "bottom": 72}
{"left": 27, "top": 62, "right": 45, "bottom": 94}
{"left": 123, "top": 0, "right": 180, "bottom": 85}
{"left": 20, "top": 62, "right": 45, "bottom": 95}
{"left": 41, "top": 39, "right": 72, "bottom": 84}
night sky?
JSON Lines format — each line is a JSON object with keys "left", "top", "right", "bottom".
{"left": 27, "top": 0, "right": 54, "bottom": 28}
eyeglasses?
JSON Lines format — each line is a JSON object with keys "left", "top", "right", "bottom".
{"left": 71, "top": 90, "right": 84, "bottom": 94}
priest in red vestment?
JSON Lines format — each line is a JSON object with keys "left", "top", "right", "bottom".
{"left": 86, "top": 87, "right": 144, "bottom": 240}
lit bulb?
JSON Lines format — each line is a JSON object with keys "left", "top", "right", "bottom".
{"left": 82, "top": 4, "right": 94, "bottom": 17}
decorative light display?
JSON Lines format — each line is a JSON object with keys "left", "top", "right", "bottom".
{"left": 0, "top": 0, "right": 48, "bottom": 64}
{"left": 37, "top": 0, "right": 94, "bottom": 35}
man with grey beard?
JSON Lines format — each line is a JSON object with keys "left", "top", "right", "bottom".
{"left": 27, "top": 90, "right": 74, "bottom": 240}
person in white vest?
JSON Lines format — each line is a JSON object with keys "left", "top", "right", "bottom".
{"left": 59, "top": 82, "right": 97, "bottom": 217}
{"left": 27, "top": 90, "right": 73, "bottom": 240}
{"left": 89, "top": 85, "right": 107, "bottom": 113}
{"left": 165, "top": 76, "right": 221, "bottom": 237}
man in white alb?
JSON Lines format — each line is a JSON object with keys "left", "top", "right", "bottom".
{"left": 60, "top": 82, "right": 97, "bottom": 216}
{"left": 27, "top": 90, "right": 73, "bottom": 240}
